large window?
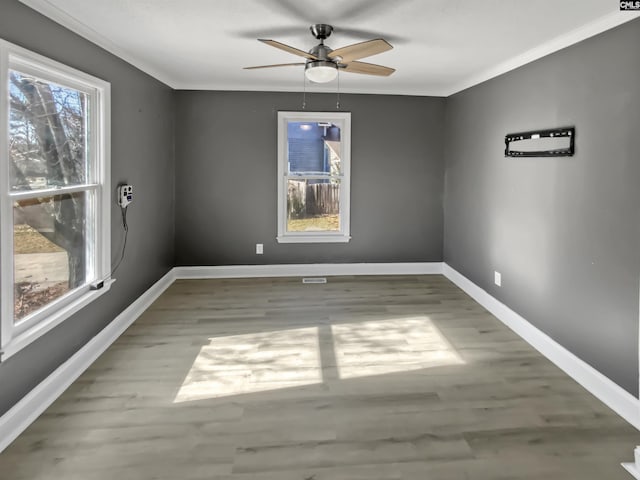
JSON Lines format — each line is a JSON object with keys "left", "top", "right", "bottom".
{"left": 0, "top": 40, "right": 111, "bottom": 359}
{"left": 277, "top": 111, "right": 351, "bottom": 243}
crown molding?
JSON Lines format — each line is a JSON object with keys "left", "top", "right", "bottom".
{"left": 168, "top": 83, "right": 450, "bottom": 97}
{"left": 19, "top": 0, "right": 178, "bottom": 87}
{"left": 446, "top": 10, "right": 640, "bottom": 96}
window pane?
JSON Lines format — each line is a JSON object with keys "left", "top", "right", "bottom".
{"left": 9, "top": 70, "right": 89, "bottom": 192}
{"left": 287, "top": 121, "right": 341, "bottom": 175}
{"left": 14, "top": 192, "right": 88, "bottom": 322}
{"left": 287, "top": 179, "right": 340, "bottom": 232}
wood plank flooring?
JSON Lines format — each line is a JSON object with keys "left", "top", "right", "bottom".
{"left": 1, "top": 275, "right": 638, "bottom": 479}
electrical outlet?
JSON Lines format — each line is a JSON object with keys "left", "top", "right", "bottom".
{"left": 494, "top": 271, "right": 502, "bottom": 287}
{"left": 256, "top": 243, "right": 263, "bottom": 255}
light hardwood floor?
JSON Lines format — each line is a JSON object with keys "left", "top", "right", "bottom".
{"left": 1, "top": 275, "right": 638, "bottom": 479}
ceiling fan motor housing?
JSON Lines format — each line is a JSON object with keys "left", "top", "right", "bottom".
{"left": 309, "top": 44, "right": 334, "bottom": 61}
{"left": 310, "top": 24, "right": 333, "bottom": 40}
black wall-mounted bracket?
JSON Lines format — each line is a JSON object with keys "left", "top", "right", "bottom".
{"left": 505, "top": 126, "right": 575, "bottom": 157}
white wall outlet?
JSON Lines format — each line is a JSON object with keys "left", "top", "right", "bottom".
{"left": 256, "top": 243, "right": 263, "bottom": 255}
{"left": 494, "top": 271, "right": 502, "bottom": 287}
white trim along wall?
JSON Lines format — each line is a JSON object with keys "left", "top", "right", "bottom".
{"left": 0, "top": 262, "right": 638, "bottom": 455}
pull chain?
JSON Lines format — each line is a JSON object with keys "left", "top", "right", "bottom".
{"left": 336, "top": 68, "right": 341, "bottom": 110}
{"left": 302, "top": 67, "right": 307, "bottom": 110}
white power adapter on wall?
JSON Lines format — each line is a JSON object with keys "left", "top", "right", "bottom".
{"left": 118, "top": 184, "right": 133, "bottom": 207}
{"left": 112, "top": 184, "right": 133, "bottom": 276}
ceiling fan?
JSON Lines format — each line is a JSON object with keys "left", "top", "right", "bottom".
{"left": 244, "top": 24, "right": 395, "bottom": 83}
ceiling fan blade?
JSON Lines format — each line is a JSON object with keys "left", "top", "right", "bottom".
{"left": 329, "top": 39, "right": 392, "bottom": 63}
{"left": 341, "top": 61, "right": 395, "bottom": 76}
{"left": 244, "top": 63, "right": 305, "bottom": 70}
{"left": 258, "top": 39, "right": 319, "bottom": 60}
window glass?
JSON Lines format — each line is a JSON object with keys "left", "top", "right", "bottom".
{"left": 9, "top": 70, "right": 89, "bottom": 192}
{"left": 13, "top": 192, "right": 88, "bottom": 322}
{"left": 286, "top": 179, "right": 341, "bottom": 232}
{"left": 287, "top": 122, "right": 342, "bottom": 175}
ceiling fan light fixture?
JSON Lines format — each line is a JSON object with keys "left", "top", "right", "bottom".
{"left": 305, "top": 61, "right": 338, "bottom": 83}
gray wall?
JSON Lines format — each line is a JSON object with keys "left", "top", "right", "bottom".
{"left": 0, "top": 1, "right": 175, "bottom": 415}
{"left": 444, "top": 19, "right": 640, "bottom": 395}
{"left": 174, "top": 91, "right": 445, "bottom": 265}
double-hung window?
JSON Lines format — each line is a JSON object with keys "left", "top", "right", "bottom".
{"left": 0, "top": 40, "right": 111, "bottom": 359}
{"left": 277, "top": 111, "right": 351, "bottom": 243}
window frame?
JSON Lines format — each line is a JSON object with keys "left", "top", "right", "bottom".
{"left": 277, "top": 111, "right": 351, "bottom": 244}
{"left": 0, "top": 39, "right": 111, "bottom": 360}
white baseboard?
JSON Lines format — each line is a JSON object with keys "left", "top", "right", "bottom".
{"left": 0, "top": 269, "right": 176, "bottom": 454}
{"left": 174, "top": 262, "right": 443, "bottom": 279}
{"left": 443, "top": 263, "right": 640, "bottom": 431}
{"left": 622, "top": 463, "right": 640, "bottom": 479}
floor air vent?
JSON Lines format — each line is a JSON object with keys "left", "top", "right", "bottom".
{"left": 302, "top": 277, "right": 327, "bottom": 284}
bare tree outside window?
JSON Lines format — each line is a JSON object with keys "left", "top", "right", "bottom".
{"left": 9, "top": 71, "right": 89, "bottom": 321}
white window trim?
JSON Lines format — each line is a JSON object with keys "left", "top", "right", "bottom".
{"left": 277, "top": 111, "right": 351, "bottom": 244}
{"left": 0, "top": 39, "right": 111, "bottom": 361}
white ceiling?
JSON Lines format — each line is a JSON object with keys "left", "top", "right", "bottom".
{"left": 19, "top": 0, "right": 640, "bottom": 96}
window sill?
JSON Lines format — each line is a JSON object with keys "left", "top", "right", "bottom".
{"left": 277, "top": 235, "right": 351, "bottom": 244}
{"left": 0, "top": 279, "right": 115, "bottom": 361}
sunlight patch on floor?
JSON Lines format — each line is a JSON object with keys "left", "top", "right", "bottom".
{"left": 331, "top": 316, "right": 465, "bottom": 379}
{"left": 174, "top": 326, "right": 322, "bottom": 403}
{"left": 174, "top": 316, "right": 463, "bottom": 403}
